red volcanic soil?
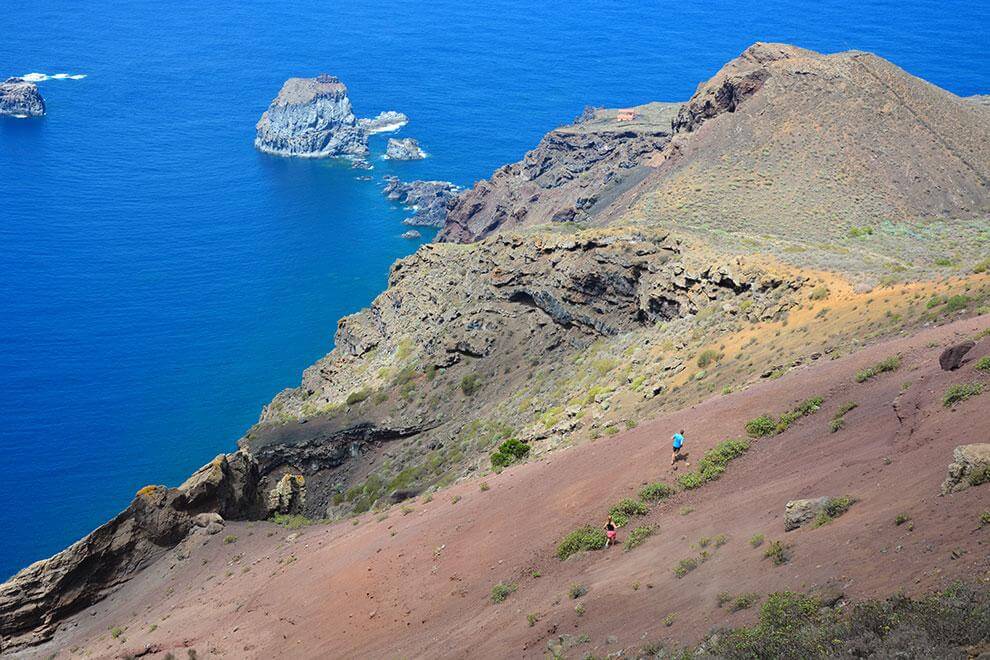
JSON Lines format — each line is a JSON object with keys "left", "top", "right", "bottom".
{"left": 29, "top": 316, "right": 990, "bottom": 660}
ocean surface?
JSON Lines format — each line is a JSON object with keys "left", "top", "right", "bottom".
{"left": 1, "top": 0, "right": 988, "bottom": 579}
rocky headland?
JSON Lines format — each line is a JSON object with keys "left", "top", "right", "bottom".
{"left": 254, "top": 74, "right": 406, "bottom": 160}
{"left": 381, "top": 176, "right": 461, "bottom": 227}
{"left": 0, "top": 77, "right": 46, "bottom": 117}
{"left": 4, "top": 44, "right": 990, "bottom": 656}
{"left": 384, "top": 137, "right": 427, "bottom": 160}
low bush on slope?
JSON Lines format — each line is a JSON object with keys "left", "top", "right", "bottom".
{"left": 701, "top": 582, "right": 990, "bottom": 659}
{"left": 745, "top": 397, "right": 824, "bottom": 437}
{"left": 677, "top": 438, "right": 749, "bottom": 489}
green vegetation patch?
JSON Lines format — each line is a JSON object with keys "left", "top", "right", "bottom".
{"left": 460, "top": 373, "right": 482, "bottom": 396}
{"left": 813, "top": 496, "right": 856, "bottom": 527}
{"left": 490, "top": 582, "right": 517, "bottom": 604}
{"left": 975, "top": 356, "right": 990, "bottom": 372}
{"left": 746, "top": 397, "right": 824, "bottom": 438}
{"left": 638, "top": 481, "right": 675, "bottom": 502}
{"left": 677, "top": 438, "right": 750, "bottom": 490}
{"left": 855, "top": 356, "right": 901, "bottom": 383}
{"left": 830, "top": 401, "right": 858, "bottom": 433}
{"left": 624, "top": 525, "right": 655, "bottom": 552}
{"left": 703, "top": 583, "right": 990, "bottom": 659}
{"left": 764, "top": 539, "right": 792, "bottom": 565}
{"left": 608, "top": 498, "right": 649, "bottom": 527}
{"left": 556, "top": 525, "right": 608, "bottom": 560}
{"left": 943, "top": 382, "right": 984, "bottom": 407}
{"left": 272, "top": 514, "right": 312, "bottom": 530}
{"left": 490, "top": 438, "right": 530, "bottom": 469}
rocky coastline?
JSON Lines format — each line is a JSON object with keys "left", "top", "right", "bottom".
{"left": 4, "top": 43, "right": 990, "bottom": 653}
{"left": 381, "top": 176, "right": 461, "bottom": 227}
{"left": 0, "top": 77, "right": 46, "bottom": 117}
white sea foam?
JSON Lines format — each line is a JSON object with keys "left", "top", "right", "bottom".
{"left": 19, "top": 72, "right": 87, "bottom": 82}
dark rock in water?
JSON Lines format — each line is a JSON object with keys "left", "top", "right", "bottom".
{"left": 939, "top": 341, "right": 974, "bottom": 371}
{"left": 0, "top": 77, "right": 46, "bottom": 117}
{"left": 382, "top": 176, "right": 461, "bottom": 228}
{"left": 254, "top": 75, "right": 408, "bottom": 160}
{"left": 385, "top": 137, "right": 427, "bottom": 160}
{"left": 358, "top": 110, "right": 408, "bottom": 134}
{"left": 401, "top": 229, "right": 422, "bottom": 239}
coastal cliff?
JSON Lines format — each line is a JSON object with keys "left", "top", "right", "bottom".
{"left": 4, "top": 43, "right": 990, "bottom": 653}
{"left": 0, "top": 77, "right": 46, "bottom": 117}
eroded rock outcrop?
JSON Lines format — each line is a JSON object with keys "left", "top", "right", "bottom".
{"left": 385, "top": 137, "right": 426, "bottom": 160}
{"left": 940, "top": 444, "right": 990, "bottom": 494}
{"left": 438, "top": 104, "right": 679, "bottom": 242}
{"left": 0, "top": 77, "right": 46, "bottom": 117}
{"left": 0, "top": 451, "right": 259, "bottom": 650}
{"left": 254, "top": 75, "right": 408, "bottom": 160}
{"left": 382, "top": 176, "right": 461, "bottom": 227}
{"left": 939, "top": 341, "right": 975, "bottom": 371}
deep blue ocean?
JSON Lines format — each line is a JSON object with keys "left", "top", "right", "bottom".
{"left": 1, "top": 0, "right": 987, "bottom": 579}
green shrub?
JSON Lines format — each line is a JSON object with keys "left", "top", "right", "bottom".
{"left": 814, "top": 496, "right": 856, "bottom": 527}
{"left": 223, "top": 534, "right": 237, "bottom": 544}
{"left": 981, "top": 511, "right": 990, "bottom": 526}
{"left": 974, "top": 259, "right": 990, "bottom": 274}
{"left": 705, "top": 583, "right": 990, "bottom": 659}
{"left": 638, "top": 481, "right": 675, "bottom": 502}
{"left": 943, "top": 382, "right": 984, "bottom": 407}
{"left": 527, "top": 612, "right": 540, "bottom": 627}
{"left": 944, "top": 295, "right": 971, "bottom": 313}
{"left": 678, "top": 438, "right": 750, "bottom": 489}
{"left": 490, "top": 438, "right": 530, "bottom": 468}
{"left": 830, "top": 401, "right": 858, "bottom": 433}
{"left": 718, "top": 591, "right": 733, "bottom": 608}
{"left": 345, "top": 388, "right": 371, "bottom": 405}
{"left": 746, "top": 415, "right": 777, "bottom": 437}
{"left": 829, "top": 418, "right": 845, "bottom": 433}
{"left": 609, "top": 498, "right": 649, "bottom": 527}
{"left": 848, "top": 226, "right": 874, "bottom": 238}
{"left": 697, "top": 349, "right": 721, "bottom": 368}
{"left": 674, "top": 557, "right": 699, "bottom": 578}
{"left": 624, "top": 526, "right": 654, "bottom": 551}
{"left": 568, "top": 583, "right": 588, "bottom": 599}
{"left": 749, "top": 533, "right": 764, "bottom": 548}
{"left": 731, "top": 593, "right": 760, "bottom": 612}
{"left": 855, "top": 356, "right": 901, "bottom": 383}
{"left": 764, "top": 540, "right": 791, "bottom": 565}
{"left": 975, "top": 356, "right": 990, "bottom": 372}
{"left": 110, "top": 626, "right": 124, "bottom": 639}
{"left": 557, "top": 525, "right": 607, "bottom": 560}
{"left": 490, "top": 582, "right": 517, "bottom": 603}
{"left": 460, "top": 373, "right": 482, "bottom": 396}
{"left": 272, "top": 514, "right": 312, "bottom": 530}
{"left": 895, "top": 513, "right": 911, "bottom": 526}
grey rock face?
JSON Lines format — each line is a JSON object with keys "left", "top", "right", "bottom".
{"left": 359, "top": 110, "right": 408, "bottom": 134}
{"left": 254, "top": 75, "right": 368, "bottom": 158}
{"left": 385, "top": 137, "right": 427, "bottom": 160}
{"left": 0, "top": 77, "right": 46, "bottom": 117}
{"left": 382, "top": 176, "right": 461, "bottom": 227}
{"left": 784, "top": 496, "right": 830, "bottom": 531}
{"left": 940, "top": 444, "right": 990, "bottom": 495}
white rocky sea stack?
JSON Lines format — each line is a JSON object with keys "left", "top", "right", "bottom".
{"left": 385, "top": 137, "right": 427, "bottom": 160}
{"left": 255, "top": 75, "right": 367, "bottom": 158}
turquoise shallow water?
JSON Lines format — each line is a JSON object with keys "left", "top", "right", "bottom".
{"left": 1, "top": 0, "right": 988, "bottom": 578}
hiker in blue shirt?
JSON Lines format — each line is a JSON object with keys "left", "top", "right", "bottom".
{"left": 671, "top": 429, "right": 685, "bottom": 467}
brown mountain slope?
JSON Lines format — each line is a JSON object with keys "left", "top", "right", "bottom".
{"left": 25, "top": 315, "right": 990, "bottom": 659}
{"left": 440, "top": 43, "right": 990, "bottom": 270}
